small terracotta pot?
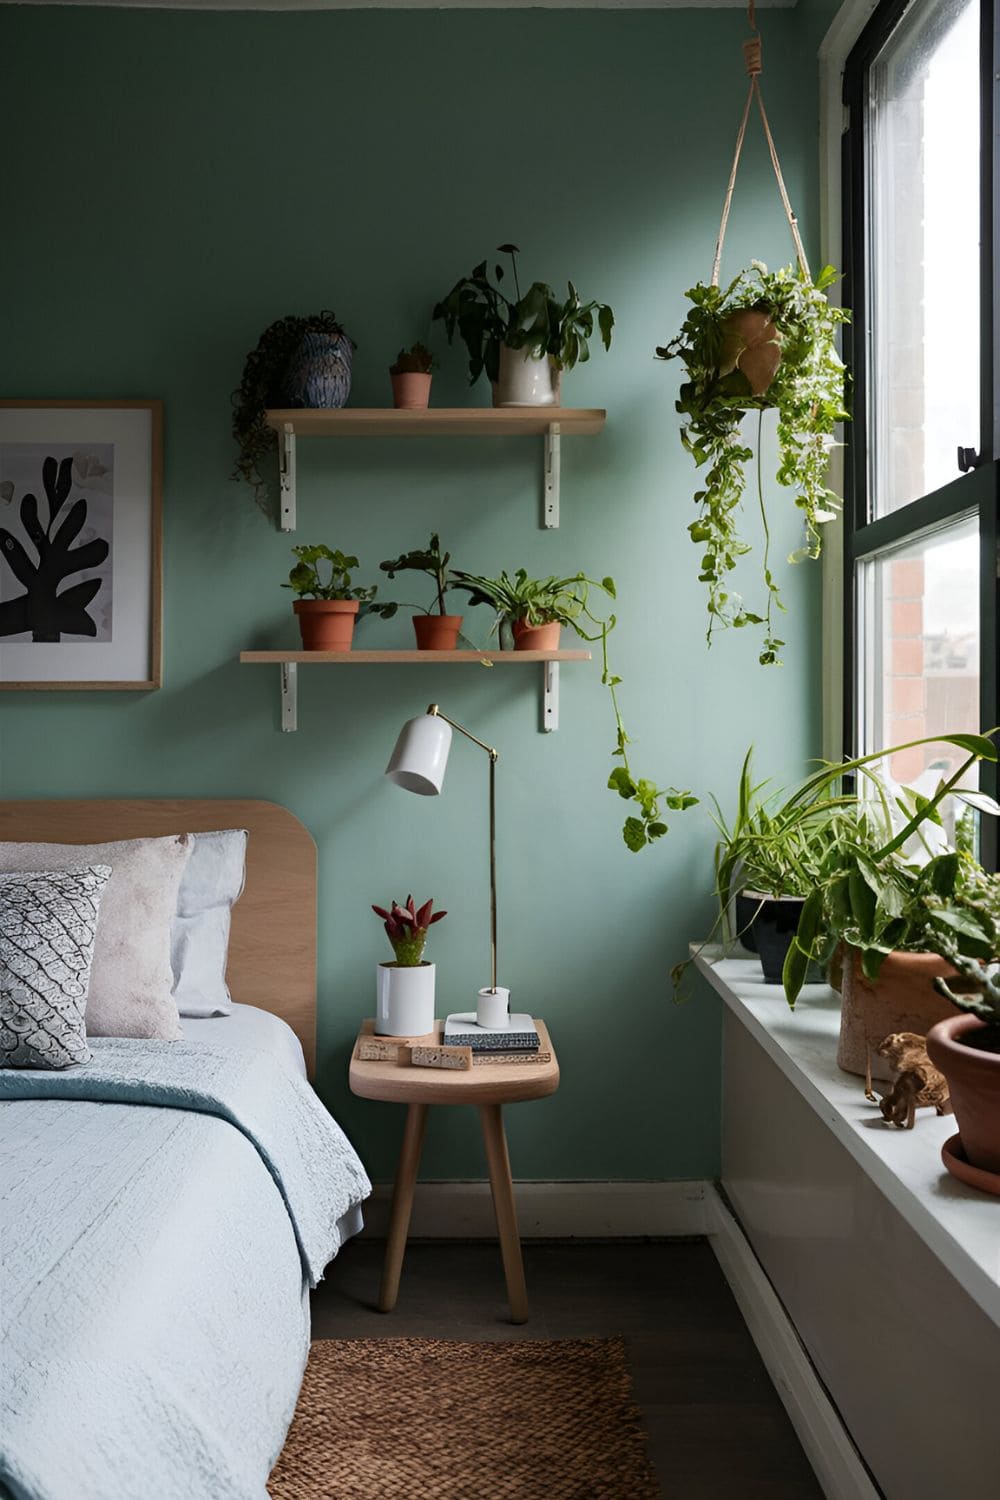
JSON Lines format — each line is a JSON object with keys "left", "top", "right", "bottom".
{"left": 926, "top": 1013, "right": 1000, "bottom": 1177}
{"left": 512, "top": 619, "right": 561, "bottom": 651}
{"left": 390, "top": 371, "right": 432, "bottom": 410}
{"left": 719, "top": 309, "right": 782, "bottom": 396}
{"left": 838, "top": 948, "right": 959, "bottom": 1082}
{"left": 413, "top": 614, "right": 462, "bottom": 650}
{"left": 293, "top": 598, "right": 359, "bottom": 652}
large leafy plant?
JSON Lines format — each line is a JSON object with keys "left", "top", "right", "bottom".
{"left": 452, "top": 567, "right": 697, "bottom": 851}
{"left": 433, "top": 244, "right": 614, "bottom": 386}
{"left": 657, "top": 262, "right": 849, "bottom": 665}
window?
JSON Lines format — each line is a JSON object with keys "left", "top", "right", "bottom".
{"left": 843, "top": 0, "right": 1000, "bottom": 864}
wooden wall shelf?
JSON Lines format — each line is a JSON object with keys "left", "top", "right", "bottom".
{"left": 264, "top": 406, "right": 606, "bottom": 531}
{"left": 239, "top": 649, "right": 592, "bottom": 732}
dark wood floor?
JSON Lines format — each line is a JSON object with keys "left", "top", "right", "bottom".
{"left": 312, "top": 1239, "right": 823, "bottom": 1499}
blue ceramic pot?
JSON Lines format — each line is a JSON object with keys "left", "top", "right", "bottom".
{"left": 284, "top": 330, "right": 353, "bottom": 409}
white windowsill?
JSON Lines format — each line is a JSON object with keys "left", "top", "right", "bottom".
{"left": 695, "top": 948, "right": 1000, "bottom": 1325}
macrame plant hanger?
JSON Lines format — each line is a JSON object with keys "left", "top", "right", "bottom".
{"left": 710, "top": 1, "right": 811, "bottom": 288}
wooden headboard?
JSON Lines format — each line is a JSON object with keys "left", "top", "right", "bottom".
{"left": 0, "top": 800, "right": 317, "bottom": 1076}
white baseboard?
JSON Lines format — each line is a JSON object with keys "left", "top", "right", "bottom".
{"left": 359, "top": 1178, "right": 710, "bottom": 1239}
{"left": 704, "top": 1188, "right": 879, "bottom": 1500}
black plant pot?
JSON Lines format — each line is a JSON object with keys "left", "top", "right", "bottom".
{"left": 738, "top": 891, "right": 806, "bottom": 984}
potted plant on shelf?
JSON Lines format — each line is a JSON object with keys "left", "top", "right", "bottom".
{"left": 452, "top": 566, "right": 698, "bottom": 852}
{"left": 656, "top": 262, "right": 849, "bottom": 666}
{"left": 372, "top": 895, "right": 447, "bottom": 1036}
{"left": 927, "top": 950, "right": 1000, "bottom": 1192}
{"left": 283, "top": 545, "right": 396, "bottom": 652}
{"left": 232, "top": 310, "right": 356, "bottom": 512}
{"left": 389, "top": 343, "right": 435, "bottom": 410}
{"left": 379, "top": 533, "right": 463, "bottom": 650}
{"left": 433, "top": 243, "right": 614, "bottom": 407}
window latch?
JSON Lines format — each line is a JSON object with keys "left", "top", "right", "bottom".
{"left": 958, "top": 446, "right": 981, "bottom": 473}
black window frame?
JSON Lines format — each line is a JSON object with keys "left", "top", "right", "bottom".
{"left": 842, "top": 0, "right": 1000, "bottom": 868}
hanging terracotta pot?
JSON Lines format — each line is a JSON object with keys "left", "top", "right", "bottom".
{"left": 412, "top": 614, "right": 462, "bottom": 650}
{"left": 719, "top": 308, "right": 782, "bottom": 396}
{"left": 293, "top": 598, "right": 359, "bottom": 651}
{"left": 838, "top": 948, "right": 959, "bottom": 1083}
{"left": 512, "top": 619, "right": 561, "bottom": 651}
{"left": 926, "top": 1014, "right": 1000, "bottom": 1189}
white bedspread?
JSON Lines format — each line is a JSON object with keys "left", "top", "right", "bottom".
{"left": 0, "top": 1038, "right": 371, "bottom": 1500}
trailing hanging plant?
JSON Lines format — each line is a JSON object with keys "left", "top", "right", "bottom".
{"left": 231, "top": 311, "right": 355, "bottom": 512}
{"left": 451, "top": 567, "right": 697, "bottom": 850}
{"left": 657, "top": 261, "right": 849, "bottom": 665}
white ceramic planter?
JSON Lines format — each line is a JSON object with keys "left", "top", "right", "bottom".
{"left": 375, "top": 962, "right": 436, "bottom": 1036}
{"left": 493, "top": 345, "right": 560, "bottom": 407}
{"left": 477, "top": 985, "right": 511, "bottom": 1029}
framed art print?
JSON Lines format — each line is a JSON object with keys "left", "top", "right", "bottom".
{"left": 0, "top": 400, "right": 162, "bottom": 690}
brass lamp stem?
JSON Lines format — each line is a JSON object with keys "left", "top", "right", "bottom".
{"left": 427, "top": 704, "right": 499, "bottom": 992}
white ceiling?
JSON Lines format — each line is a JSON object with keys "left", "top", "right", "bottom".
{"left": 4, "top": 0, "right": 796, "bottom": 10}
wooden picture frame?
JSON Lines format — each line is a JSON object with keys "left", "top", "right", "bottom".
{"left": 0, "top": 400, "right": 162, "bottom": 690}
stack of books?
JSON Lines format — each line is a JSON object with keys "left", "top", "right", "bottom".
{"left": 443, "top": 1013, "right": 551, "bottom": 1066}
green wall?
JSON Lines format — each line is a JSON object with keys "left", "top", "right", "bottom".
{"left": 0, "top": 5, "right": 830, "bottom": 1182}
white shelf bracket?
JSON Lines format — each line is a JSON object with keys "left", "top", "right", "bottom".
{"left": 279, "top": 423, "right": 296, "bottom": 532}
{"left": 543, "top": 423, "right": 561, "bottom": 528}
{"left": 542, "top": 660, "right": 559, "bottom": 732}
{"left": 280, "top": 661, "right": 298, "bottom": 732}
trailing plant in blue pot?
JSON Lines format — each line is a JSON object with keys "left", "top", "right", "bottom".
{"left": 232, "top": 310, "right": 356, "bottom": 512}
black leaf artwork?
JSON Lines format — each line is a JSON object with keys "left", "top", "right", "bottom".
{"left": 0, "top": 455, "right": 110, "bottom": 642}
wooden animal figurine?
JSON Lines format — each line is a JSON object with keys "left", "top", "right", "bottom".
{"left": 874, "top": 1031, "right": 952, "bottom": 1130}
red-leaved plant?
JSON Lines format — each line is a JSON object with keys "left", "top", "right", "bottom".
{"left": 372, "top": 895, "right": 447, "bottom": 966}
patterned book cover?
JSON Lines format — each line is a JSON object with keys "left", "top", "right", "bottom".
{"left": 444, "top": 1012, "right": 540, "bottom": 1051}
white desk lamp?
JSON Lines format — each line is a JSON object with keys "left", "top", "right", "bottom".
{"left": 385, "top": 703, "right": 508, "bottom": 1027}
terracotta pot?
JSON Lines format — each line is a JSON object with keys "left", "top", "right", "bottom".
{"left": 838, "top": 948, "right": 959, "bottom": 1082}
{"left": 719, "top": 309, "right": 781, "bottom": 396}
{"left": 412, "top": 613, "right": 462, "bottom": 650}
{"left": 293, "top": 598, "right": 359, "bottom": 652}
{"left": 512, "top": 619, "right": 561, "bottom": 651}
{"left": 390, "top": 371, "right": 432, "bottom": 410}
{"left": 926, "top": 1013, "right": 1000, "bottom": 1178}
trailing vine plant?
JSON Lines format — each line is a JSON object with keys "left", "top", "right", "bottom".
{"left": 451, "top": 567, "right": 697, "bottom": 850}
{"left": 656, "top": 261, "right": 849, "bottom": 665}
{"left": 231, "top": 310, "right": 354, "bottom": 513}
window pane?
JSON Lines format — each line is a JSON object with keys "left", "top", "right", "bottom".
{"left": 857, "top": 517, "right": 980, "bottom": 816}
{"left": 868, "top": 0, "right": 980, "bottom": 516}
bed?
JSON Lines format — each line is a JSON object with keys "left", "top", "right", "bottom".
{"left": 0, "top": 800, "right": 371, "bottom": 1500}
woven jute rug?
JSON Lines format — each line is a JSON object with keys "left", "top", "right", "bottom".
{"left": 268, "top": 1336, "right": 660, "bottom": 1499}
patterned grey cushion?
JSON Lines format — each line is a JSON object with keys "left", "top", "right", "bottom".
{"left": 0, "top": 866, "right": 111, "bottom": 1070}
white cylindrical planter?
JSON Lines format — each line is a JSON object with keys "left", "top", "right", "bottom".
{"left": 493, "top": 345, "right": 560, "bottom": 407}
{"left": 376, "top": 962, "right": 436, "bottom": 1036}
{"left": 477, "top": 985, "right": 511, "bottom": 1029}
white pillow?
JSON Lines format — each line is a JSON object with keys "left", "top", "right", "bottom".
{"left": 172, "top": 829, "right": 248, "bottom": 1017}
{"left": 0, "top": 835, "right": 191, "bottom": 1040}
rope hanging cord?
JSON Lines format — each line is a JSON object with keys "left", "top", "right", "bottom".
{"left": 710, "top": 31, "right": 811, "bottom": 288}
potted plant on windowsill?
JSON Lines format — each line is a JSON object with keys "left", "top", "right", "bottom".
{"left": 927, "top": 953, "right": 1000, "bottom": 1192}
{"left": 452, "top": 566, "right": 698, "bottom": 852}
{"left": 283, "top": 545, "right": 396, "bottom": 651}
{"left": 656, "top": 262, "right": 849, "bottom": 666}
{"left": 433, "top": 243, "right": 614, "bottom": 407}
{"left": 372, "top": 895, "right": 447, "bottom": 1036}
{"left": 379, "top": 534, "right": 463, "bottom": 650}
{"left": 232, "top": 310, "right": 356, "bottom": 513}
{"left": 389, "top": 343, "right": 434, "bottom": 410}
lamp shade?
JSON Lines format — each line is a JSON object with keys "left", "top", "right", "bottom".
{"left": 385, "top": 713, "right": 453, "bottom": 795}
